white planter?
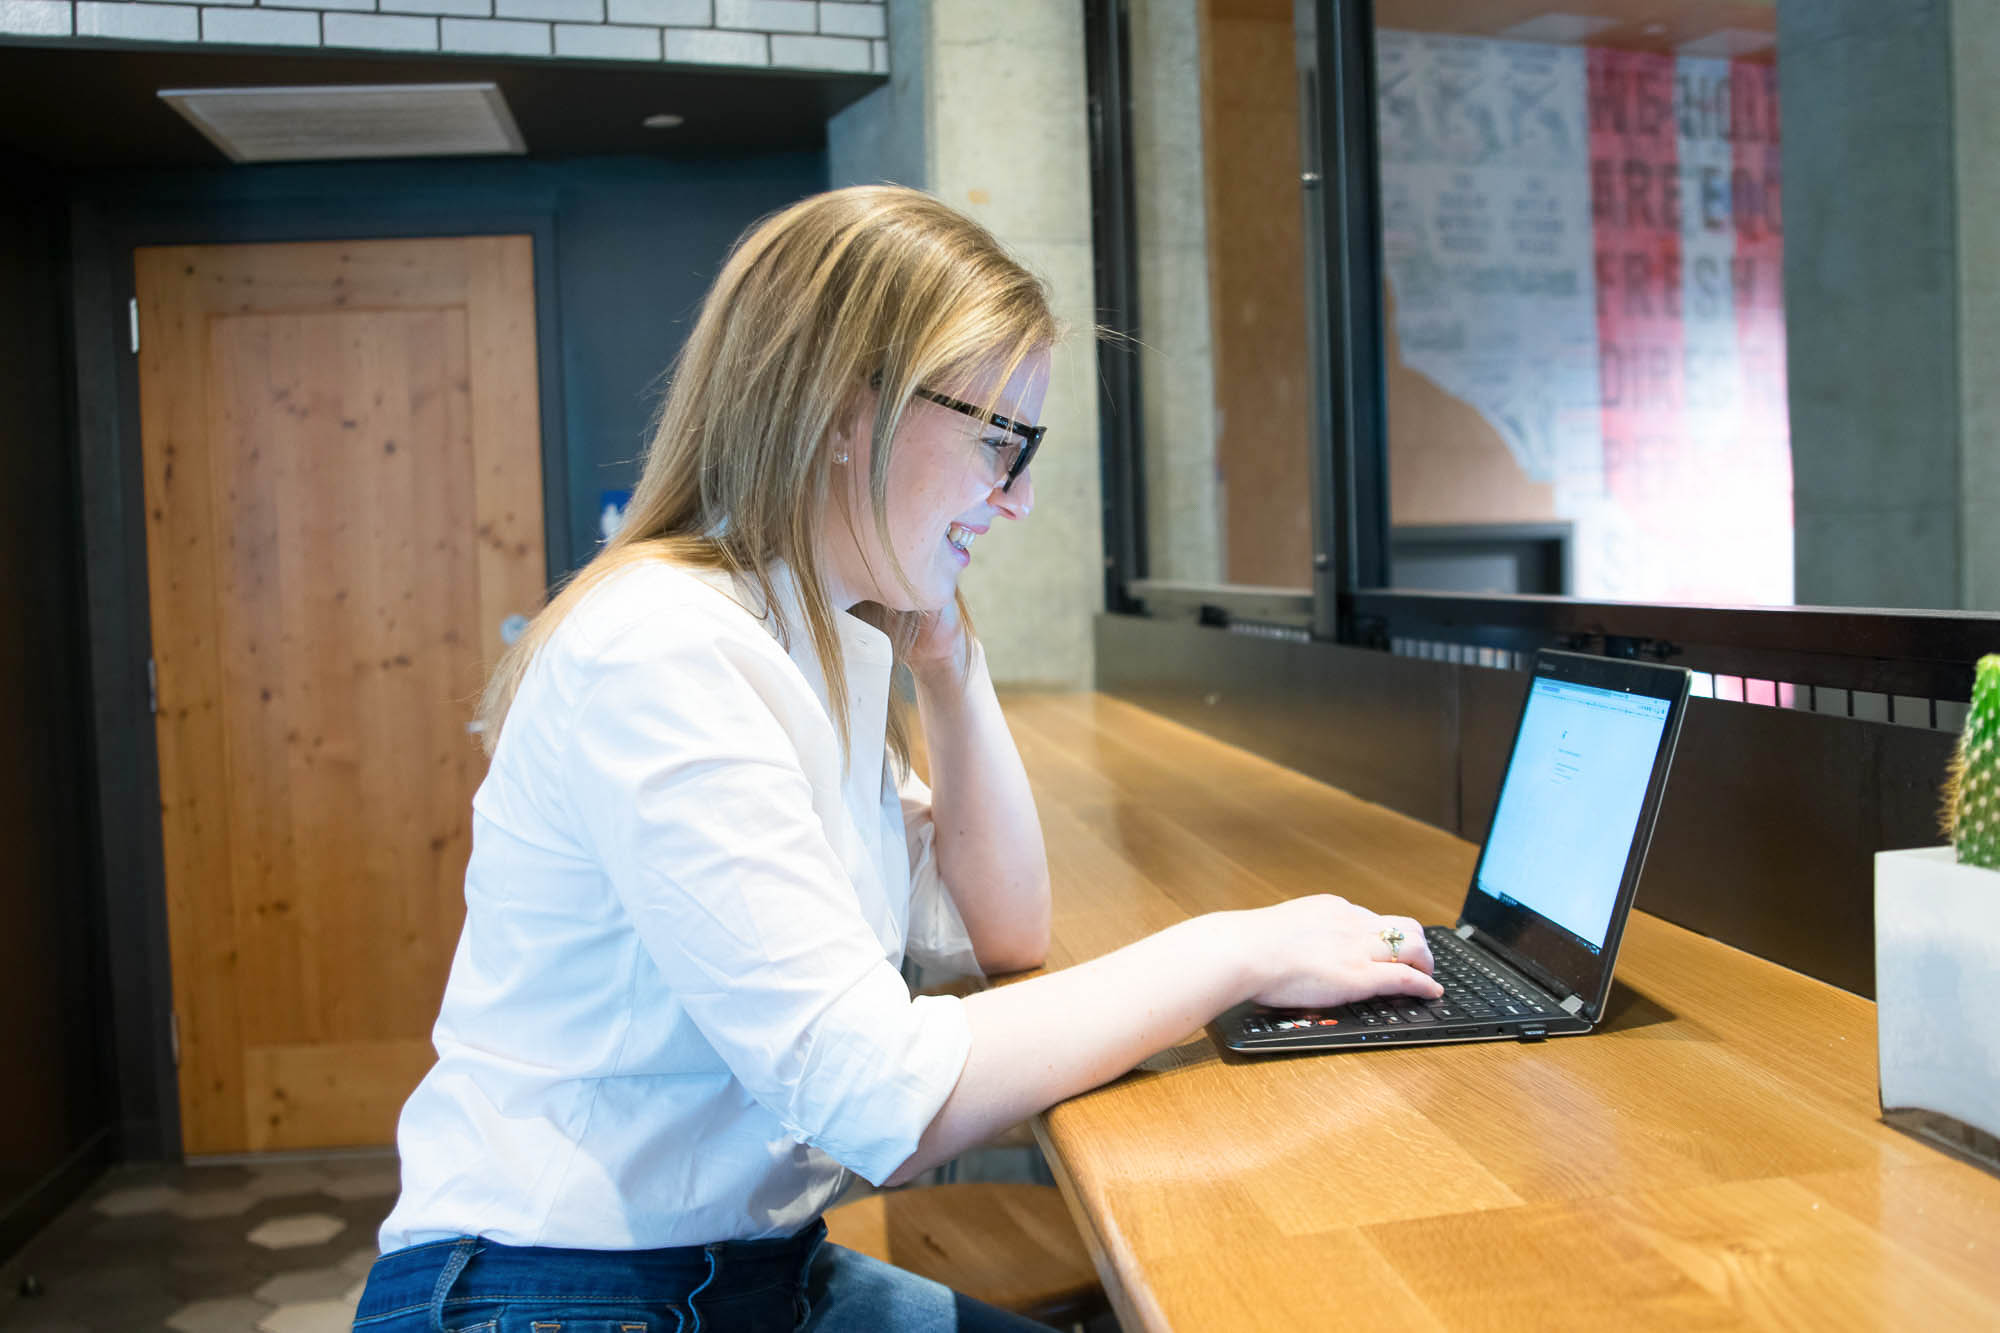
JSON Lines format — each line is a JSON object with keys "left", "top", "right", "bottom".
{"left": 1875, "top": 846, "right": 2000, "bottom": 1168}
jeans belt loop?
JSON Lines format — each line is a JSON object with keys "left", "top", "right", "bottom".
{"left": 427, "top": 1236, "right": 481, "bottom": 1333}
{"left": 684, "top": 1242, "right": 724, "bottom": 1333}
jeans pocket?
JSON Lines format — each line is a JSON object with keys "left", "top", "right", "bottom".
{"left": 685, "top": 1283, "right": 801, "bottom": 1333}
{"left": 438, "top": 1304, "right": 500, "bottom": 1333}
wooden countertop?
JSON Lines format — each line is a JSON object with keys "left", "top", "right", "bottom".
{"left": 998, "top": 692, "right": 2000, "bottom": 1333}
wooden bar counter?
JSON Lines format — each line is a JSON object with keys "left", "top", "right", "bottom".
{"left": 996, "top": 692, "right": 2000, "bottom": 1332}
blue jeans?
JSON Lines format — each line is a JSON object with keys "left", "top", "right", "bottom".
{"left": 351, "top": 1223, "right": 1059, "bottom": 1333}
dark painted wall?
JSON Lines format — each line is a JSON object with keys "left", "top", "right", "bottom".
{"left": 0, "top": 151, "right": 114, "bottom": 1258}
{"left": 553, "top": 155, "right": 826, "bottom": 563}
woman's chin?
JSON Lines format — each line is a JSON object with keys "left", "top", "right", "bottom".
{"left": 869, "top": 588, "right": 950, "bottom": 616}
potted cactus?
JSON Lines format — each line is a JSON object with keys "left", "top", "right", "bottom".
{"left": 1874, "top": 654, "right": 2000, "bottom": 1174}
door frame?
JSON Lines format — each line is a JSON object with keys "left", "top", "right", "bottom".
{"left": 70, "top": 183, "right": 570, "bottom": 1162}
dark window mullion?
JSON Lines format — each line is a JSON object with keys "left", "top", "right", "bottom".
{"left": 1085, "top": 0, "right": 1146, "bottom": 614}
{"left": 1310, "top": 0, "right": 1391, "bottom": 641}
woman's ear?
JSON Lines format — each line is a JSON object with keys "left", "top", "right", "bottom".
{"left": 839, "top": 382, "right": 880, "bottom": 463}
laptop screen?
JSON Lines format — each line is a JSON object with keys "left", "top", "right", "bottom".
{"left": 1471, "top": 679, "right": 1671, "bottom": 953}
{"left": 1457, "top": 652, "right": 1689, "bottom": 1019}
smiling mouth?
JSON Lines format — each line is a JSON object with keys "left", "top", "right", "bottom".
{"left": 946, "top": 523, "right": 977, "bottom": 553}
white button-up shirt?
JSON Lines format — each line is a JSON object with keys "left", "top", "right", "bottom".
{"left": 378, "top": 561, "right": 975, "bottom": 1252}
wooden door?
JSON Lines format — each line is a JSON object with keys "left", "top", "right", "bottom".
{"left": 135, "top": 237, "right": 546, "bottom": 1154}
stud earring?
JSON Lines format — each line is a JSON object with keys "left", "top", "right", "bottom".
{"left": 834, "top": 450, "right": 850, "bottom": 464}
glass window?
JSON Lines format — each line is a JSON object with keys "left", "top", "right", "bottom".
{"left": 1371, "top": 3, "right": 1790, "bottom": 603}
{"left": 1130, "top": 0, "right": 1315, "bottom": 591}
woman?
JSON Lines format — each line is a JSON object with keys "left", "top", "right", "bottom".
{"left": 354, "top": 186, "right": 1442, "bottom": 1333}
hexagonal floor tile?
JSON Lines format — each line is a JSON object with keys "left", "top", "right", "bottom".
{"left": 254, "top": 1265, "right": 355, "bottom": 1304}
{"left": 246, "top": 1214, "right": 347, "bottom": 1250}
{"left": 169, "top": 1240, "right": 276, "bottom": 1282}
{"left": 242, "top": 1168, "right": 333, "bottom": 1200}
{"left": 93, "top": 1184, "right": 184, "bottom": 1217}
{"left": 167, "top": 1295, "right": 275, "bottom": 1333}
{"left": 29, "top": 1258, "right": 166, "bottom": 1299}
{"left": 258, "top": 1298, "right": 360, "bottom": 1333}
{"left": 172, "top": 1188, "right": 262, "bottom": 1220}
{"left": 320, "top": 1168, "right": 401, "bottom": 1202}
{"left": 319, "top": 1152, "right": 398, "bottom": 1175}
{"left": 337, "top": 1245, "right": 380, "bottom": 1278}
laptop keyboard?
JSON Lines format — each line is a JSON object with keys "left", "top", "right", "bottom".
{"left": 1423, "top": 927, "right": 1562, "bottom": 1021}
{"left": 1240, "top": 926, "right": 1562, "bottom": 1035}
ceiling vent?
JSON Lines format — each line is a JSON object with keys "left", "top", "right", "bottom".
{"left": 157, "top": 83, "right": 526, "bottom": 163}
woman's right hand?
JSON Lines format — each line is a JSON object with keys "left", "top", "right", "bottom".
{"left": 1237, "top": 895, "right": 1443, "bottom": 1010}
{"left": 898, "top": 895, "right": 1445, "bottom": 1184}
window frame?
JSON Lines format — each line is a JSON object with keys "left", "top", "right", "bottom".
{"left": 1084, "top": 0, "right": 2000, "bottom": 708}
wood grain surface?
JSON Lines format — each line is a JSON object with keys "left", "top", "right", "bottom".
{"left": 136, "top": 237, "right": 546, "bottom": 1153}
{"left": 996, "top": 691, "right": 2000, "bottom": 1332}
{"left": 824, "top": 1183, "right": 1104, "bottom": 1322}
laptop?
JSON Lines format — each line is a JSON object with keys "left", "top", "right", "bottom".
{"left": 1216, "top": 649, "right": 1691, "bottom": 1054}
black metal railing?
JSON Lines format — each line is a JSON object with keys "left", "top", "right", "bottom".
{"left": 1354, "top": 589, "right": 1997, "bottom": 711}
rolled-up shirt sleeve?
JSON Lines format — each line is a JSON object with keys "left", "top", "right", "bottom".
{"left": 561, "top": 625, "right": 971, "bottom": 1186}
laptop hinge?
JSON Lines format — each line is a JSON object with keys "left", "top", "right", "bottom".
{"left": 1560, "top": 995, "right": 1584, "bottom": 1017}
{"left": 1462, "top": 925, "right": 1577, "bottom": 1006}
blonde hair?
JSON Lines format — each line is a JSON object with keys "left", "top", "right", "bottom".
{"left": 477, "top": 185, "right": 1059, "bottom": 767}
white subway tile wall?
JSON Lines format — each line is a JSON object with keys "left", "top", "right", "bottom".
{"left": 714, "top": 0, "right": 811, "bottom": 34}
{"left": 381, "top": 0, "right": 490, "bottom": 17}
{"left": 1, "top": 0, "right": 880, "bottom": 74}
{"left": 554, "top": 18, "right": 657, "bottom": 58}
{"left": 816, "top": 1, "right": 879, "bottom": 38}
{"left": 606, "top": 0, "right": 704, "bottom": 24}
{"left": 440, "top": 13, "right": 548, "bottom": 53}
{"left": 323, "top": 11, "right": 438, "bottom": 50}
{"left": 264, "top": 0, "right": 374, "bottom": 14}
{"left": 201, "top": 6, "right": 319, "bottom": 45}
{"left": 496, "top": 0, "right": 602, "bottom": 24}
{"left": 75, "top": 0, "right": 196, "bottom": 41}
{"left": 664, "top": 22, "right": 763, "bottom": 64}
{"left": 1, "top": 0, "right": 72, "bottom": 33}
{"left": 770, "top": 31, "right": 864, "bottom": 71}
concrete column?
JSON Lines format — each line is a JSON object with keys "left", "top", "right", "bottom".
{"left": 830, "top": 0, "right": 1103, "bottom": 687}
{"left": 827, "top": 0, "right": 929, "bottom": 192}
{"left": 1784, "top": 0, "right": 1997, "bottom": 610}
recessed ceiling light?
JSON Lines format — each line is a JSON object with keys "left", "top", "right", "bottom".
{"left": 158, "top": 83, "right": 526, "bottom": 163}
{"left": 643, "top": 113, "right": 685, "bottom": 130}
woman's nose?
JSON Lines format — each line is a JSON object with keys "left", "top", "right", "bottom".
{"left": 991, "top": 467, "right": 1034, "bottom": 520}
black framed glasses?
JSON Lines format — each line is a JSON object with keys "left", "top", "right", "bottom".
{"left": 910, "top": 387, "right": 1045, "bottom": 493}
{"left": 895, "top": 380, "right": 1045, "bottom": 493}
